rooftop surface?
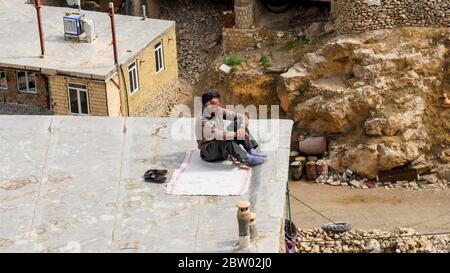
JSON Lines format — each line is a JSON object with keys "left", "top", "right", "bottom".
{"left": 0, "top": 0, "right": 174, "bottom": 80}
{"left": 0, "top": 116, "right": 293, "bottom": 252}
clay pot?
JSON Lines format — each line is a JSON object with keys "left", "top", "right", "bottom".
{"left": 289, "top": 151, "right": 299, "bottom": 163}
{"left": 316, "top": 160, "right": 329, "bottom": 176}
{"left": 290, "top": 161, "right": 303, "bottom": 180}
{"left": 307, "top": 156, "right": 318, "bottom": 162}
{"left": 295, "top": 156, "right": 306, "bottom": 162}
{"left": 306, "top": 161, "right": 318, "bottom": 180}
{"left": 299, "top": 137, "right": 327, "bottom": 155}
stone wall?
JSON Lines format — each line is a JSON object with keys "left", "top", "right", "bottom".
{"left": 0, "top": 102, "right": 52, "bottom": 115}
{"left": 223, "top": 0, "right": 261, "bottom": 52}
{"left": 132, "top": 79, "right": 184, "bottom": 117}
{"left": 234, "top": 0, "right": 254, "bottom": 29}
{"left": 222, "top": 28, "right": 258, "bottom": 52}
{"left": 335, "top": 0, "right": 450, "bottom": 34}
{"left": 0, "top": 68, "right": 49, "bottom": 110}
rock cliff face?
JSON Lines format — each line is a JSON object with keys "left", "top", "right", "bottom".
{"left": 278, "top": 27, "right": 450, "bottom": 178}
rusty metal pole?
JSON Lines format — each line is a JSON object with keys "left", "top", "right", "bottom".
{"left": 108, "top": 2, "right": 128, "bottom": 116}
{"left": 35, "top": 0, "right": 45, "bottom": 58}
{"left": 108, "top": 2, "right": 119, "bottom": 66}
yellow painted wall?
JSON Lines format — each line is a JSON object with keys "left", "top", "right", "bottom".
{"left": 50, "top": 75, "right": 108, "bottom": 116}
{"left": 121, "top": 26, "right": 179, "bottom": 114}
{"left": 106, "top": 74, "right": 122, "bottom": 117}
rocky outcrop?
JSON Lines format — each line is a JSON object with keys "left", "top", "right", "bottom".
{"left": 294, "top": 87, "right": 379, "bottom": 135}
{"left": 341, "top": 144, "right": 379, "bottom": 178}
{"left": 279, "top": 27, "right": 450, "bottom": 178}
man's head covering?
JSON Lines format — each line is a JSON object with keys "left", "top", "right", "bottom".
{"left": 201, "top": 90, "right": 220, "bottom": 106}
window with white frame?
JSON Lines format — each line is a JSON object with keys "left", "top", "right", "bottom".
{"left": 128, "top": 61, "right": 139, "bottom": 94}
{"left": 0, "top": 71, "right": 7, "bottom": 90}
{"left": 17, "top": 71, "right": 36, "bottom": 93}
{"left": 154, "top": 41, "right": 165, "bottom": 73}
{"left": 68, "top": 83, "right": 89, "bottom": 115}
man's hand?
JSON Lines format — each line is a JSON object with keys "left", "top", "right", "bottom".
{"left": 240, "top": 124, "right": 249, "bottom": 139}
{"left": 236, "top": 128, "right": 246, "bottom": 139}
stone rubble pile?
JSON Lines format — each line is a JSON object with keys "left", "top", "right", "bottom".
{"left": 314, "top": 172, "right": 449, "bottom": 191}
{"left": 160, "top": 0, "right": 227, "bottom": 84}
{"left": 296, "top": 228, "right": 450, "bottom": 253}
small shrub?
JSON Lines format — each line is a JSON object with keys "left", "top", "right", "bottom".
{"left": 260, "top": 53, "right": 272, "bottom": 68}
{"left": 284, "top": 36, "right": 310, "bottom": 51}
{"left": 224, "top": 54, "right": 245, "bottom": 67}
{"left": 224, "top": 54, "right": 246, "bottom": 73}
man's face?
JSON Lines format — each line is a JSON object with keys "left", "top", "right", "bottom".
{"left": 203, "top": 98, "right": 221, "bottom": 117}
{"left": 210, "top": 98, "right": 221, "bottom": 106}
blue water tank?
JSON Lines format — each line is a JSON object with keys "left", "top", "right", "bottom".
{"left": 63, "top": 13, "right": 85, "bottom": 40}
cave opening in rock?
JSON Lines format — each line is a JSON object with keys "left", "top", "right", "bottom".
{"left": 261, "top": 0, "right": 331, "bottom": 15}
{"left": 252, "top": 0, "right": 331, "bottom": 31}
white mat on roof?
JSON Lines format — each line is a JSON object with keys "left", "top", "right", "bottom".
{"left": 166, "top": 149, "right": 252, "bottom": 196}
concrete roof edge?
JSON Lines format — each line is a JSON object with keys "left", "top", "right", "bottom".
{"left": 24, "top": 66, "right": 41, "bottom": 72}
{"left": 40, "top": 68, "right": 57, "bottom": 76}
{"left": 105, "top": 70, "right": 118, "bottom": 82}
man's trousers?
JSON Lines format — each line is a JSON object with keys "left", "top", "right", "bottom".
{"left": 200, "top": 119, "right": 258, "bottom": 163}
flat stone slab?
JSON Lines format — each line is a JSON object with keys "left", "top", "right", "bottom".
{"left": 0, "top": 116, "right": 293, "bottom": 253}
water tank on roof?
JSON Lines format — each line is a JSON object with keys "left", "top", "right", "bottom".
{"left": 63, "top": 12, "right": 85, "bottom": 41}
{"left": 82, "top": 18, "right": 97, "bottom": 43}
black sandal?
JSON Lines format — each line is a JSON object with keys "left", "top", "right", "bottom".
{"left": 144, "top": 169, "right": 168, "bottom": 183}
{"left": 144, "top": 169, "right": 168, "bottom": 176}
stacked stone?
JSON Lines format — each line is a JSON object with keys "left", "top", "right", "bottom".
{"left": 0, "top": 103, "right": 52, "bottom": 115}
{"left": 222, "top": 0, "right": 258, "bottom": 52}
{"left": 234, "top": 0, "right": 254, "bottom": 29}
{"left": 296, "top": 227, "right": 450, "bottom": 253}
{"left": 335, "top": 0, "right": 450, "bottom": 34}
{"left": 160, "top": 0, "right": 224, "bottom": 84}
{"left": 133, "top": 80, "right": 190, "bottom": 117}
{"left": 223, "top": 28, "right": 258, "bottom": 52}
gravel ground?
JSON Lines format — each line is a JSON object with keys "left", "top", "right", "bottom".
{"left": 289, "top": 182, "right": 450, "bottom": 253}
{"left": 289, "top": 181, "right": 450, "bottom": 233}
